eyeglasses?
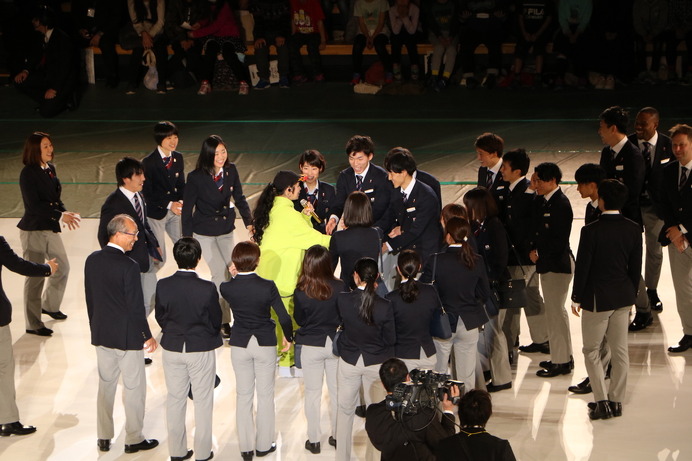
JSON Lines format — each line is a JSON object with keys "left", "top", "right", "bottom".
{"left": 121, "top": 230, "right": 139, "bottom": 237}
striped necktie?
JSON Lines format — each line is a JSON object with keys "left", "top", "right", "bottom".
{"left": 133, "top": 193, "right": 145, "bottom": 223}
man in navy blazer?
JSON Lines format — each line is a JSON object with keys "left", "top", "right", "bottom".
{"left": 295, "top": 149, "right": 336, "bottom": 233}
{"left": 571, "top": 180, "right": 641, "bottom": 420}
{"left": 85, "top": 215, "right": 158, "bottom": 454}
{"left": 475, "top": 132, "right": 509, "bottom": 208}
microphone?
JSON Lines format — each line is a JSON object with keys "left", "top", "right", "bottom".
{"left": 300, "top": 199, "right": 322, "bottom": 223}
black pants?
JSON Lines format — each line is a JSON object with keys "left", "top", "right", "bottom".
{"left": 256, "top": 33, "right": 290, "bottom": 79}
{"left": 390, "top": 30, "right": 419, "bottom": 67}
{"left": 15, "top": 71, "right": 75, "bottom": 117}
{"left": 289, "top": 33, "right": 323, "bottom": 77}
{"left": 458, "top": 19, "right": 503, "bottom": 73}
{"left": 201, "top": 40, "right": 250, "bottom": 83}
{"left": 126, "top": 35, "right": 168, "bottom": 90}
{"left": 352, "top": 33, "right": 390, "bottom": 74}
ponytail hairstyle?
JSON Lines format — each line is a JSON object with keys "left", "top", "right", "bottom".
{"left": 297, "top": 245, "right": 336, "bottom": 300}
{"left": 397, "top": 249, "right": 421, "bottom": 303}
{"left": 445, "top": 217, "right": 477, "bottom": 270}
{"left": 252, "top": 170, "right": 300, "bottom": 245}
{"left": 353, "top": 257, "right": 380, "bottom": 325}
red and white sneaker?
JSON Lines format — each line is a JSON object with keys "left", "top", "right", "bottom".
{"left": 238, "top": 81, "right": 249, "bottom": 95}
{"left": 197, "top": 80, "right": 211, "bottom": 95}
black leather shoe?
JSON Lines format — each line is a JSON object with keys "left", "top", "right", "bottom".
{"left": 197, "top": 451, "right": 213, "bottom": 461}
{"left": 305, "top": 440, "right": 321, "bottom": 454}
{"left": 172, "top": 449, "right": 193, "bottom": 460}
{"left": 486, "top": 381, "right": 512, "bottom": 393}
{"left": 0, "top": 422, "right": 37, "bottom": 436}
{"left": 42, "top": 309, "right": 67, "bottom": 320}
{"left": 145, "top": 357, "right": 153, "bottom": 365}
{"left": 256, "top": 443, "right": 276, "bottom": 457}
{"left": 588, "top": 400, "right": 613, "bottom": 420}
{"left": 537, "top": 362, "right": 572, "bottom": 377}
{"left": 519, "top": 341, "right": 550, "bottom": 354}
{"left": 568, "top": 377, "right": 592, "bottom": 394}
{"left": 540, "top": 357, "right": 574, "bottom": 371}
{"left": 609, "top": 401, "right": 622, "bottom": 417}
{"left": 221, "top": 323, "right": 231, "bottom": 339}
{"left": 241, "top": 451, "right": 253, "bottom": 461}
{"left": 97, "top": 439, "right": 111, "bottom": 451}
{"left": 328, "top": 436, "right": 337, "bottom": 448}
{"left": 26, "top": 327, "right": 53, "bottom": 336}
{"left": 629, "top": 312, "right": 653, "bottom": 331}
{"left": 124, "top": 439, "right": 159, "bottom": 453}
{"left": 668, "top": 335, "right": 692, "bottom": 353}
{"left": 647, "top": 289, "right": 663, "bottom": 312}
{"left": 355, "top": 405, "right": 367, "bottom": 418}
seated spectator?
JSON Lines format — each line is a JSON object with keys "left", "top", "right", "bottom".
{"left": 458, "top": 0, "right": 506, "bottom": 90}
{"left": 424, "top": 0, "right": 459, "bottom": 91}
{"left": 388, "top": 0, "right": 420, "bottom": 82}
{"left": 351, "top": 0, "right": 392, "bottom": 85}
{"left": 289, "top": 0, "right": 327, "bottom": 83}
{"left": 632, "top": 0, "right": 668, "bottom": 84}
{"left": 189, "top": 0, "right": 251, "bottom": 96}
{"left": 251, "top": 0, "right": 291, "bottom": 89}
{"left": 665, "top": 0, "right": 692, "bottom": 83}
{"left": 553, "top": 0, "right": 591, "bottom": 89}
{"left": 165, "top": 0, "right": 205, "bottom": 90}
{"left": 14, "top": 5, "right": 78, "bottom": 117}
{"left": 321, "top": 0, "right": 349, "bottom": 41}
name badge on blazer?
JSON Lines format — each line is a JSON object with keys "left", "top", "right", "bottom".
{"left": 228, "top": 201, "right": 235, "bottom": 209}
{"left": 406, "top": 207, "right": 416, "bottom": 213}
{"left": 363, "top": 188, "right": 374, "bottom": 194}
{"left": 616, "top": 165, "right": 624, "bottom": 171}
{"left": 544, "top": 213, "right": 551, "bottom": 217}
{"left": 661, "top": 158, "right": 670, "bottom": 164}
{"left": 496, "top": 185, "right": 505, "bottom": 190}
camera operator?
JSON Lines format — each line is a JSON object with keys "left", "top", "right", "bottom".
{"left": 365, "top": 358, "right": 458, "bottom": 461}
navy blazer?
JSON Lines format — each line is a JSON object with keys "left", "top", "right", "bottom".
{"left": 141, "top": 149, "right": 185, "bottom": 220}
{"left": 182, "top": 165, "right": 252, "bottom": 237}
{"left": 530, "top": 188, "right": 573, "bottom": 274}
{"left": 331, "top": 164, "right": 394, "bottom": 231}
{"left": 584, "top": 202, "right": 602, "bottom": 225}
{"left": 501, "top": 178, "right": 535, "bottom": 266}
{"left": 155, "top": 271, "right": 223, "bottom": 353}
{"left": 220, "top": 273, "right": 293, "bottom": 347}
{"left": 17, "top": 163, "right": 66, "bottom": 233}
{"left": 572, "top": 214, "right": 642, "bottom": 311}
{"left": 599, "top": 140, "right": 645, "bottom": 225}
{"left": 386, "top": 283, "right": 439, "bottom": 359}
{"left": 85, "top": 245, "right": 153, "bottom": 350}
{"left": 473, "top": 216, "right": 509, "bottom": 282}
{"left": 423, "top": 247, "right": 490, "bottom": 332}
{"left": 628, "top": 132, "right": 674, "bottom": 212}
{"left": 478, "top": 166, "right": 509, "bottom": 207}
{"left": 0, "top": 236, "right": 51, "bottom": 326}
{"left": 383, "top": 180, "right": 442, "bottom": 265}
{"left": 415, "top": 169, "right": 442, "bottom": 210}
{"left": 97, "top": 188, "right": 160, "bottom": 272}
{"left": 329, "top": 226, "right": 382, "bottom": 288}
{"left": 293, "top": 278, "right": 346, "bottom": 347}
{"left": 336, "top": 289, "right": 395, "bottom": 366}
{"left": 658, "top": 160, "right": 692, "bottom": 246}
{"left": 294, "top": 180, "right": 336, "bottom": 233}
{"left": 25, "top": 27, "right": 77, "bottom": 93}
{"left": 437, "top": 431, "right": 516, "bottom": 461}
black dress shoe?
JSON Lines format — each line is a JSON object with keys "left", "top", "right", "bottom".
{"left": 568, "top": 377, "right": 592, "bottom": 394}
{"left": 647, "top": 289, "right": 663, "bottom": 312}
{"left": 328, "top": 436, "right": 337, "bottom": 448}
{"left": 588, "top": 400, "right": 613, "bottom": 420}
{"left": 305, "top": 440, "right": 321, "bottom": 454}
{"left": 355, "top": 404, "right": 367, "bottom": 418}
{"left": 256, "top": 443, "right": 276, "bottom": 457}
{"left": 629, "top": 312, "right": 653, "bottom": 331}
{"left": 540, "top": 357, "right": 574, "bottom": 371}
{"left": 241, "top": 451, "right": 253, "bottom": 461}
{"left": 124, "top": 439, "right": 159, "bottom": 453}
{"left": 42, "top": 309, "right": 67, "bottom": 320}
{"left": 98, "top": 439, "right": 111, "bottom": 451}
{"left": 537, "top": 362, "right": 572, "bottom": 377}
{"left": 668, "top": 335, "right": 692, "bottom": 353}
{"left": 0, "top": 421, "right": 37, "bottom": 436}
{"left": 221, "top": 323, "right": 231, "bottom": 339}
{"left": 172, "top": 449, "right": 193, "bottom": 460}
{"left": 26, "top": 327, "right": 53, "bottom": 336}
{"left": 519, "top": 341, "right": 550, "bottom": 354}
{"left": 145, "top": 357, "right": 153, "bottom": 365}
{"left": 609, "top": 401, "right": 622, "bottom": 417}
{"left": 486, "top": 381, "right": 512, "bottom": 393}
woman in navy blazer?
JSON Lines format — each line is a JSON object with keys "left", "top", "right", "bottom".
{"left": 423, "top": 217, "right": 490, "bottom": 394}
{"left": 386, "top": 249, "right": 439, "bottom": 372}
{"left": 17, "top": 132, "right": 79, "bottom": 334}
{"left": 293, "top": 245, "right": 345, "bottom": 454}
{"left": 335, "top": 257, "right": 395, "bottom": 461}
{"left": 182, "top": 135, "right": 252, "bottom": 334}
{"left": 219, "top": 241, "right": 292, "bottom": 460}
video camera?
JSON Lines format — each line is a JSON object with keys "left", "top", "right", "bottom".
{"left": 385, "top": 369, "right": 464, "bottom": 417}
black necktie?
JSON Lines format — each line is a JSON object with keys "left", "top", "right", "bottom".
{"left": 401, "top": 190, "right": 407, "bottom": 202}
{"left": 133, "top": 193, "right": 145, "bottom": 223}
{"left": 486, "top": 170, "right": 494, "bottom": 188}
{"left": 680, "top": 167, "right": 688, "bottom": 190}
{"left": 642, "top": 142, "right": 652, "bottom": 175}
{"left": 355, "top": 175, "right": 363, "bottom": 191}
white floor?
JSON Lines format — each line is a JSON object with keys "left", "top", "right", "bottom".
{"left": 0, "top": 216, "right": 690, "bottom": 461}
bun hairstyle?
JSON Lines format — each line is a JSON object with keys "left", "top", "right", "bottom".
{"left": 397, "top": 249, "right": 421, "bottom": 303}
{"left": 353, "top": 257, "right": 380, "bottom": 325}
{"left": 444, "top": 217, "right": 477, "bottom": 270}
{"left": 252, "top": 170, "right": 300, "bottom": 245}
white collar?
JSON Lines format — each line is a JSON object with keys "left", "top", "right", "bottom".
{"left": 401, "top": 177, "right": 416, "bottom": 198}
{"left": 640, "top": 131, "right": 659, "bottom": 148}
{"left": 602, "top": 210, "right": 620, "bottom": 215}
{"left": 611, "top": 136, "right": 628, "bottom": 155}
{"left": 119, "top": 186, "right": 139, "bottom": 202}
{"left": 106, "top": 242, "right": 125, "bottom": 253}
{"left": 508, "top": 176, "right": 525, "bottom": 191}
{"left": 590, "top": 198, "right": 599, "bottom": 208}
{"left": 543, "top": 186, "right": 560, "bottom": 202}
{"left": 488, "top": 158, "right": 502, "bottom": 176}
{"left": 157, "top": 145, "right": 172, "bottom": 159}
{"left": 355, "top": 164, "right": 370, "bottom": 180}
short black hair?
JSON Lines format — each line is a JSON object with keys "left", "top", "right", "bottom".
{"left": 384, "top": 148, "right": 417, "bottom": 175}
{"left": 154, "top": 121, "right": 178, "bottom": 145}
{"left": 598, "top": 179, "right": 628, "bottom": 211}
{"left": 32, "top": 5, "right": 56, "bottom": 29}
{"left": 116, "top": 157, "right": 144, "bottom": 186}
{"left": 379, "top": 358, "right": 408, "bottom": 393}
{"left": 458, "top": 390, "right": 493, "bottom": 427}
{"left": 173, "top": 237, "right": 202, "bottom": 269}
{"left": 232, "top": 241, "right": 261, "bottom": 272}
{"left": 574, "top": 163, "right": 606, "bottom": 185}
{"left": 534, "top": 162, "right": 562, "bottom": 184}
{"left": 475, "top": 133, "right": 504, "bottom": 157}
{"left": 502, "top": 148, "right": 530, "bottom": 176}
{"left": 600, "top": 106, "right": 629, "bottom": 135}
{"left": 299, "top": 149, "right": 326, "bottom": 172}
{"left": 346, "top": 135, "right": 374, "bottom": 156}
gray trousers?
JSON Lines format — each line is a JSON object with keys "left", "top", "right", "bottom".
{"left": 231, "top": 337, "right": 276, "bottom": 453}
{"left": 581, "top": 306, "right": 630, "bottom": 403}
{"left": 434, "top": 317, "right": 479, "bottom": 392}
{"left": 300, "top": 338, "right": 338, "bottom": 443}
{"left": 484, "top": 309, "right": 512, "bottom": 385}
{"left": 669, "top": 245, "right": 692, "bottom": 335}
{"left": 148, "top": 210, "right": 182, "bottom": 265}
{"left": 428, "top": 33, "right": 458, "bottom": 76}
{"left": 20, "top": 230, "right": 69, "bottom": 330}
{"left": 162, "top": 347, "right": 216, "bottom": 460}
{"left": 400, "top": 347, "right": 437, "bottom": 373}
{"left": 196, "top": 233, "right": 234, "bottom": 324}
{"left": 336, "top": 356, "right": 385, "bottom": 461}
{"left": 95, "top": 346, "right": 146, "bottom": 444}
{"left": 503, "top": 265, "right": 548, "bottom": 348}
{"left": 641, "top": 202, "right": 664, "bottom": 289}
{"left": 0, "top": 325, "right": 19, "bottom": 424}
{"left": 540, "top": 266, "right": 574, "bottom": 364}
{"left": 141, "top": 256, "right": 162, "bottom": 317}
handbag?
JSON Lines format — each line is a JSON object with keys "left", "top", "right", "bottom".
{"left": 332, "top": 326, "right": 342, "bottom": 357}
{"left": 496, "top": 235, "right": 529, "bottom": 309}
{"left": 429, "top": 253, "right": 452, "bottom": 339}
{"left": 142, "top": 49, "right": 158, "bottom": 91}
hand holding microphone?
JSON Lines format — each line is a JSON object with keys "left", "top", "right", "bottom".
{"left": 300, "top": 199, "right": 322, "bottom": 223}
